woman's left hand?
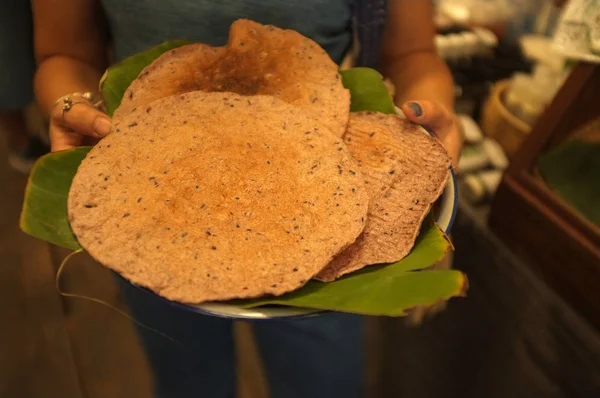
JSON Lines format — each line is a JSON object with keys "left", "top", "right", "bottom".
{"left": 401, "top": 100, "right": 463, "bottom": 169}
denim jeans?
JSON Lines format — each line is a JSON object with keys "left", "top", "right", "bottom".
{"left": 117, "top": 277, "right": 365, "bottom": 398}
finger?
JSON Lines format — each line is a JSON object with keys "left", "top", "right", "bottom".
{"left": 401, "top": 100, "right": 453, "bottom": 132}
{"left": 50, "top": 122, "right": 85, "bottom": 152}
{"left": 52, "top": 101, "right": 112, "bottom": 139}
{"left": 402, "top": 100, "right": 463, "bottom": 167}
{"left": 50, "top": 123, "right": 104, "bottom": 152}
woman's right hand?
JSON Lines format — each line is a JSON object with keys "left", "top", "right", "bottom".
{"left": 49, "top": 95, "right": 112, "bottom": 152}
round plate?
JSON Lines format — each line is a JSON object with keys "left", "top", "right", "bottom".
{"left": 130, "top": 108, "right": 459, "bottom": 320}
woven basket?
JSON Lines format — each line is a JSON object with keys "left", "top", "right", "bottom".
{"left": 480, "top": 79, "right": 531, "bottom": 159}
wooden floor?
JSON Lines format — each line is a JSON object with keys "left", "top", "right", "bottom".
{"left": 0, "top": 135, "right": 82, "bottom": 397}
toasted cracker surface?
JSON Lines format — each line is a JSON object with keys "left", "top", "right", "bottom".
{"left": 116, "top": 19, "right": 349, "bottom": 137}
{"left": 316, "top": 112, "right": 451, "bottom": 282}
{"left": 69, "top": 92, "right": 368, "bottom": 303}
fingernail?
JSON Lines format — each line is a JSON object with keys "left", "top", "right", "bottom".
{"left": 408, "top": 102, "right": 423, "bottom": 117}
{"left": 94, "top": 117, "right": 112, "bottom": 136}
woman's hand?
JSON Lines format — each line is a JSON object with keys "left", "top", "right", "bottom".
{"left": 49, "top": 95, "right": 112, "bottom": 152}
{"left": 401, "top": 100, "right": 463, "bottom": 168}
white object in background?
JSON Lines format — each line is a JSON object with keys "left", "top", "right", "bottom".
{"left": 435, "top": 35, "right": 450, "bottom": 59}
{"left": 531, "top": 63, "right": 564, "bottom": 105}
{"left": 519, "top": 35, "right": 566, "bottom": 72}
{"left": 555, "top": 21, "right": 591, "bottom": 53}
{"left": 589, "top": 4, "right": 600, "bottom": 54}
{"left": 460, "top": 31, "right": 480, "bottom": 57}
{"left": 481, "top": 138, "right": 509, "bottom": 170}
{"left": 470, "top": 0, "right": 514, "bottom": 26}
{"left": 438, "top": 0, "right": 471, "bottom": 24}
{"left": 458, "top": 114, "right": 484, "bottom": 144}
{"left": 521, "top": 83, "right": 547, "bottom": 126}
{"left": 446, "top": 34, "right": 465, "bottom": 60}
{"left": 438, "top": 0, "right": 513, "bottom": 26}
{"left": 435, "top": 29, "right": 497, "bottom": 60}
{"left": 458, "top": 144, "right": 490, "bottom": 174}
{"left": 503, "top": 67, "right": 562, "bottom": 127}
{"left": 552, "top": 0, "right": 600, "bottom": 63}
{"left": 472, "top": 27, "right": 499, "bottom": 53}
{"left": 504, "top": 72, "right": 532, "bottom": 121}
{"left": 462, "top": 169, "right": 504, "bottom": 203}
{"left": 532, "top": 63, "right": 555, "bottom": 86}
{"left": 503, "top": 86, "right": 522, "bottom": 118}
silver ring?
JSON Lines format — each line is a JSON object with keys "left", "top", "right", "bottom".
{"left": 60, "top": 96, "right": 88, "bottom": 127}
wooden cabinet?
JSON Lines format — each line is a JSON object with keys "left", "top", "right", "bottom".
{"left": 489, "top": 63, "right": 600, "bottom": 330}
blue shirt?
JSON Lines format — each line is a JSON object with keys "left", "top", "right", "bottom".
{"left": 100, "top": 0, "right": 354, "bottom": 64}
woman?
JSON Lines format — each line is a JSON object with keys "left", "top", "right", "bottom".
{"left": 32, "top": 1, "right": 462, "bottom": 397}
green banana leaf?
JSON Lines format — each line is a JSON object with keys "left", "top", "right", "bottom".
{"left": 100, "top": 40, "right": 190, "bottom": 116}
{"left": 20, "top": 147, "right": 91, "bottom": 250}
{"left": 340, "top": 67, "right": 396, "bottom": 114}
{"left": 238, "top": 223, "right": 463, "bottom": 316}
{"left": 20, "top": 41, "right": 466, "bottom": 316}
{"left": 538, "top": 140, "right": 600, "bottom": 228}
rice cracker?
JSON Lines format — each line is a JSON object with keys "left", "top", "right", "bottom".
{"left": 115, "top": 19, "right": 349, "bottom": 137}
{"left": 316, "top": 112, "right": 451, "bottom": 281}
{"left": 68, "top": 92, "right": 368, "bottom": 303}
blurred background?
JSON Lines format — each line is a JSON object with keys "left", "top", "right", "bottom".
{"left": 1, "top": 0, "right": 599, "bottom": 397}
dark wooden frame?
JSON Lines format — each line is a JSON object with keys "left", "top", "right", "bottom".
{"left": 489, "top": 62, "right": 600, "bottom": 331}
